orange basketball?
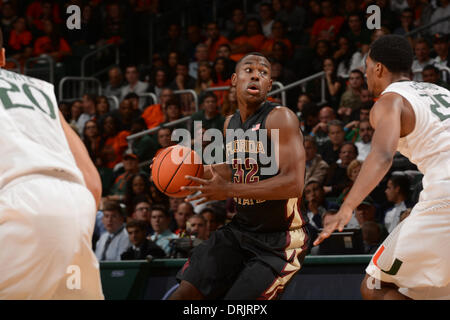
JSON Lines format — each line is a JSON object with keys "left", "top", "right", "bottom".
{"left": 151, "top": 145, "right": 204, "bottom": 198}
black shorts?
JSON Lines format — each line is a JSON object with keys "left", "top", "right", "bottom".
{"left": 176, "top": 222, "right": 308, "bottom": 300}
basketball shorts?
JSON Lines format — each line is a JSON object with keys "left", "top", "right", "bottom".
{"left": 0, "top": 174, "right": 104, "bottom": 299}
{"left": 176, "top": 221, "right": 308, "bottom": 300}
{"left": 365, "top": 199, "right": 450, "bottom": 300}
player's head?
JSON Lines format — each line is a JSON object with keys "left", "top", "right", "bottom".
{"left": 231, "top": 52, "right": 272, "bottom": 106}
{"left": 365, "top": 35, "right": 413, "bottom": 96}
{"left": 0, "top": 28, "right": 5, "bottom": 68}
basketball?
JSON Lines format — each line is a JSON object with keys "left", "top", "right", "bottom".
{"left": 151, "top": 145, "right": 204, "bottom": 198}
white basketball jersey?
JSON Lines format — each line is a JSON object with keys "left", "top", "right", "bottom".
{"left": 382, "top": 81, "right": 450, "bottom": 202}
{"left": 0, "top": 69, "right": 85, "bottom": 189}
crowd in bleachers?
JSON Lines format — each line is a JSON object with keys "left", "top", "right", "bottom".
{"left": 2, "top": 0, "right": 449, "bottom": 260}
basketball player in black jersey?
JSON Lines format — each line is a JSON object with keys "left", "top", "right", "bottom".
{"left": 169, "top": 53, "right": 308, "bottom": 300}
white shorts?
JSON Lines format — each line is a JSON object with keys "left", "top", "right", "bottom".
{"left": 366, "top": 199, "right": 450, "bottom": 300}
{"left": 0, "top": 174, "right": 104, "bottom": 299}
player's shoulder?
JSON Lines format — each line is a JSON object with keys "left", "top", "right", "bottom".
{"left": 265, "top": 105, "right": 299, "bottom": 129}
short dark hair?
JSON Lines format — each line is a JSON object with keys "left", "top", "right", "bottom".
{"left": 340, "top": 141, "right": 358, "bottom": 156}
{"left": 124, "top": 92, "right": 139, "bottom": 100}
{"left": 103, "top": 200, "right": 124, "bottom": 217}
{"left": 350, "top": 69, "right": 364, "bottom": 78}
{"left": 152, "top": 205, "right": 170, "bottom": 218}
{"left": 200, "top": 91, "right": 217, "bottom": 104}
{"left": 390, "top": 174, "right": 411, "bottom": 198}
{"left": 369, "top": 35, "right": 414, "bottom": 74}
{"left": 235, "top": 52, "right": 270, "bottom": 72}
{"left": 422, "top": 64, "right": 439, "bottom": 74}
{"left": 126, "top": 219, "right": 147, "bottom": 232}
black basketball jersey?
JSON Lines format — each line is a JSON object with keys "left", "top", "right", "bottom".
{"left": 225, "top": 101, "right": 306, "bottom": 233}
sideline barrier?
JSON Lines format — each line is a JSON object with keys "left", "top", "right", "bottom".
{"left": 100, "top": 255, "right": 372, "bottom": 300}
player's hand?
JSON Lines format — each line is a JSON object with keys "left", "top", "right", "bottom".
{"left": 313, "top": 204, "right": 354, "bottom": 246}
{"left": 182, "top": 166, "right": 231, "bottom": 205}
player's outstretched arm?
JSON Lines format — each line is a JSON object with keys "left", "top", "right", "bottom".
{"left": 314, "top": 93, "right": 403, "bottom": 246}
{"left": 59, "top": 111, "right": 102, "bottom": 209}
{"left": 183, "top": 107, "right": 305, "bottom": 202}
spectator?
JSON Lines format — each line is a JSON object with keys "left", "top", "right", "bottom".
{"left": 186, "top": 215, "right": 209, "bottom": 240}
{"left": 310, "top": 0, "right": 345, "bottom": 46}
{"left": 162, "top": 98, "right": 184, "bottom": 126}
{"left": 300, "top": 101, "right": 320, "bottom": 135}
{"left": 319, "top": 120, "right": 346, "bottom": 165}
{"left": 101, "top": 2, "right": 126, "bottom": 45}
{"left": 124, "top": 173, "right": 151, "bottom": 217}
{"left": 225, "top": 8, "right": 246, "bottom": 41}
{"left": 69, "top": 100, "right": 83, "bottom": 130}
{"left": 311, "top": 106, "right": 336, "bottom": 146}
{"left": 121, "top": 220, "right": 165, "bottom": 260}
{"left": 200, "top": 207, "right": 221, "bottom": 238}
{"left": 66, "top": 4, "right": 101, "bottom": 46}
{"left": 103, "top": 66, "right": 124, "bottom": 100}
{"left": 259, "top": 3, "right": 275, "bottom": 38}
{"left": 120, "top": 65, "right": 149, "bottom": 109}
{"left": 361, "top": 221, "right": 383, "bottom": 254}
{"left": 261, "top": 20, "right": 293, "bottom": 59}
{"left": 229, "top": 18, "right": 266, "bottom": 62}
{"left": 429, "top": 0, "right": 450, "bottom": 36}
{"left": 304, "top": 136, "right": 329, "bottom": 185}
{"left": 172, "top": 202, "right": 195, "bottom": 236}
{"left": 384, "top": 174, "right": 410, "bottom": 233}
{"left": 355, "top": 120, "right": 374, "bottom": 161}
{"left": 216, "top": 43, "right": 233, "bottom": 61}
{"left": 204, "top": 22, "right": 230, "bottom": 62}
{"left": 129, "top": 117, "right": 158, "bottom": 163}
{"left": 26, "top": 0, "right": 62, "bottom": 33}
{"left": 1, "top": 3, "right": 18, "bottom": 49}
{"left": 422, "top": 65, "right": 450, "bottom": 89}
{"left": 160, "top": 23, "right": 189, "bottom": 58}
{"left": 394, "top": 8, "right": 415, "bottom": 36}
{"left": 148, "top": 67, "right": 168, "bottom": 99}
{"left": 345, "top": 102, "right": 373, "bottom": 142}
{"left": 95, "top": 200, "right": 130, "bottom": 261}
{"left": 303, "top": 179, "right": 339, "bottom": 230}
{"left": 107, "top": 152, "right": 140, "bottom": 201}
{"left": 432, "top": 33, "right": 449, "bottom": 72}
{"left": 166, "top": 50, "right": 179, "bottom": 82}
{"left": 195, "top": 61, "right": 214, "bottom": 95}
{"left": 7, "top": 17, "right": 33, "bottom": 67}
{"left": 211, "top": 57, "right": 233, "bottom": 106}
{"left": 275, "top": 0, "right": 306, "bottom": 43}
{"left": 324, "top": 142, "right": 358, "bottom": 197}
{"left": 33, "top": 19, "right": 71, "bottom": 62}
{"left": 154, "top": 127, "right": 176, "bottom": 157}
{"left": 334, "top": 36, "right": 356, "bottom": 79}
{"left": 411, "top": 38, "right": 433, "bottom": 81}
{"left": 221, "top": 86, "right": 237, "bottom": 116}
{"left": 111, "top": 97, "right": 134, "bottom": 131}
{"left": 190, "top": 92, "right": 225, "bottom": 134}
{"left": 83, "top": 120, "right": 101, "bottom": 162}
{"left": 296, "top": 93, "right": 312, "bottom": 122}
{"left": 141, "top": 88, "right": 174, "bottom": 129}
{"left": 311, "top": 39, "right": 332, "bottom": 74}
{"left": 99, "top": 115, "right": 130, "bottom": 169}
{"left": 189, "top": 43, "right": 210, "bottom": 80}
{"left": 186, "top": 25, "right": 204, "bottom": 60}
{"left": 149, "top": 181, "right": 170, "bottom": 209}
{"left": 337, "top": 159, "right": 362, "bottom": 204}
{"left": 354, "top": 196, "right": 384, "bottom": 232}
{"left": 149, "top": 205, "right": 178, "bottom": 256}
{"left": 323, "top": 57, "right": 343, "bottom": 110}
{"left": 338, "top": 69, "right": 365, "bottom": 122}
{"left": 345, "top": 12, "right": 371, "bottom": 50}
{"left": 96, "top": 95, "right": 110, "bottom": 118}
{"left": 169, "top": 60, "right": 196, "bottom": 91}
{"left": 130, "top": 195, "right": 153, "bottom": 236}
{"left": 76, "top": 93, "right": 97, "bottom": 136}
